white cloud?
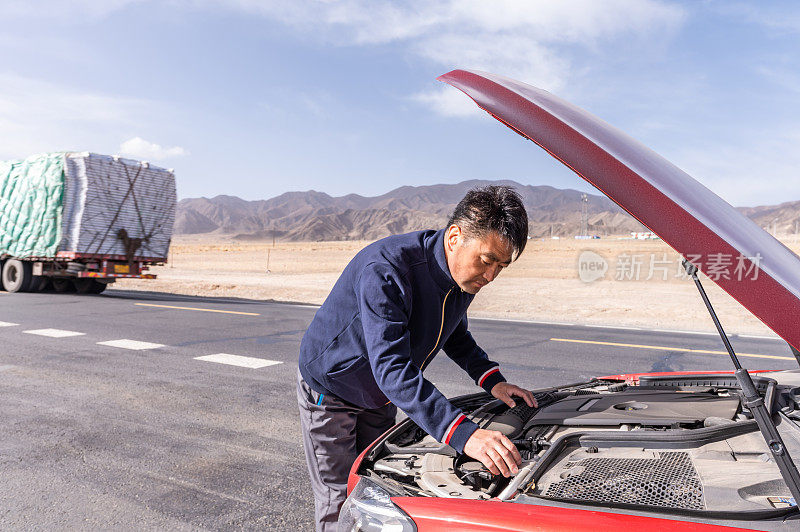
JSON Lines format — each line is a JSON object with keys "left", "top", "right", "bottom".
{"left": 119, "top": 137, "right": 187, "bottom": 160}
{"left": 0, "top": 73, "right": 155, "bottom": 159}
{"left": 2, "top": 1, "right": 686, "bottom": 119}
{"left": 410, "top": 87, "right": 484, "bottom": 118}
{"left": 205, "top": 0, "right": 685, "bottom": 116}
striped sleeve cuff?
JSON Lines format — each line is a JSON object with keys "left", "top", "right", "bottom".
{"left": 442, "top": 414, "right": 478, "bottom": 454}
{"left": 477, "top": 366, "right": 506, "bottom": 394}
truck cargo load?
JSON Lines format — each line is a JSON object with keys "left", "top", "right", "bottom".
{"left": 0, "top": 152, "right": 176, "bottom": 293}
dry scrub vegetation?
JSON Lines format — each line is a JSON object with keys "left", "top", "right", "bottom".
{"left": 112, "top": 233, "right": 800, "bottom": 337}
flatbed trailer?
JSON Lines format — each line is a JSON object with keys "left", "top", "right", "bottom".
{"left": 0, "top": 152, "right": 176, "bottom": 294}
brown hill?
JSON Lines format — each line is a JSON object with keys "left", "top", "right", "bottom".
{"left": 176, "top": 180, "right": 800, "bottom": 241}
{"left": 738, "top": 200, "right": 800, "bottom": 235}
{"left": 176, "top": 180, "right": 647, "bottom": 240}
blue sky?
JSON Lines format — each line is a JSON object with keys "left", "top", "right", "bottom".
{"left": 1, "top": 0, "right": 798, "bottom": 206}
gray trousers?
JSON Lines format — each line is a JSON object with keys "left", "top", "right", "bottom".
{"left": 296, "top": 369, "right": 397, "bottom": 532}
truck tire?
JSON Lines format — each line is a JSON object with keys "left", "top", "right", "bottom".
{"left": 52, "top": 278, "right": 76, "bottom": 293}
{"left": 2, "top": 259, "right": 32, "bottom": 292}
{"left": 75, "top": 279, "right": 107, "bottom": 294}
{"left": 89, "top": 280, "right": 108, "bottom": 294}
{"left": 31, "top": 276, "right": 51, "bottom": 292}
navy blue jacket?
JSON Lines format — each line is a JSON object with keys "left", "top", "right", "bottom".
{"left": 299, "top": 229, "right": 506, "bottom": 453}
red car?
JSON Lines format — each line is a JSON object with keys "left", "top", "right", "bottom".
{"left": 337, "top": 70, "right": 800, "bottom": 531}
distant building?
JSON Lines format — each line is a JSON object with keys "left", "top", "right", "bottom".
{"left": 630, "top": 231, "right": 660, "bottom": 240}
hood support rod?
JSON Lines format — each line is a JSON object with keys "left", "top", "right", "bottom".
{"left": 684, "top": 259, "right": 800, "bottom": 505}
{"left": 790, "top": 345, "right": 800, "bottom": 370}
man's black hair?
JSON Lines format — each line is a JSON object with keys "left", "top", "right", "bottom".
{"left": 446, "top": 185, "right": 529, "bottom": 260}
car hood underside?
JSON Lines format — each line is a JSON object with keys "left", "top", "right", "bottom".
{"left": 437, "top": 69, "right": 800, "bottom": 352}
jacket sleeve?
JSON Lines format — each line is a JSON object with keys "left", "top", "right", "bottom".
{"left": 358, "top": 262, "right": 478, "bottom": 454}
{"left": 442, "top": 315, "right": 506, "bottom": 394}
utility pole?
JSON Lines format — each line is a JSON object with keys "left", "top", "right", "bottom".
{"left": 580, "top": 194, "right": 589, "bottom": 237}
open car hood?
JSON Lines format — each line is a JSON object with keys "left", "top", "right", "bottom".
{"left": 438, "top": 69, "right": 800, "bottom": 352}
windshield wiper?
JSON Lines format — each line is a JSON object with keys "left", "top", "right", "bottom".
{"left": 684, "top": 259, "right": 800, "bottom": 504}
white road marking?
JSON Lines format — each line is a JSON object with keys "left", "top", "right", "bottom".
{"left": 738, "top": 334, "right": 781, "bottom": 340}
{"left": 0, "top": 321, "right": 18, "bottom": 327}
{"left": 585, "top": 324, "right": 642, "bottom": 331}
{"left": 649, "top": 329, "right": 719, "bottom": 336}
{"left": 0, "top": 364, "right": 16, "bottom": 372}
{"left": 194, "top": 353, "right": 283, "bottom": 369}
{"left": 474, "top": 317, "right": 576, "bottom": 326}
{"left": 97, "top": 339, "right": 165, "bottom": 350}
{"left": 23, "top": 328, "right": 85, "bottom": 338}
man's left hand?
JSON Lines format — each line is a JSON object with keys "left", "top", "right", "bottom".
{"left": 491, "top": 382, "right": 537, "bottom": 408}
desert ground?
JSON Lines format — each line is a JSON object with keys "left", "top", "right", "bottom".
{"left": 112, "top": 234, "right": 800, "bottom": 338}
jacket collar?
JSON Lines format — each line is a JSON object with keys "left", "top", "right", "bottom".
{"left": 427, "top": 228, "right": 458, "bottom": 293}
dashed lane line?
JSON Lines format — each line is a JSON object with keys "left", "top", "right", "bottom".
{"left": 194, "top": 353, "right": 283, "bottom": 369}
{"left": 23, "top": 328, "right": 85, "bottom": 338}
{"left": 134, "top": 303, "right": 260, "bottom": 316}
{"left": 550, "top": 337, "right": 793, "bottom": 361}
{"left": 0, "top": 321, "right": 18, "bottom": 327}
{"left": 97, "top": 339, "right": 165, "bottom": 350}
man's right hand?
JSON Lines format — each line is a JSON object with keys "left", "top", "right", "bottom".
{"left": 463, "top": 428, "right": 521, "bottom": 477}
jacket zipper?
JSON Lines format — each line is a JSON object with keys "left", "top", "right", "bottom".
{"left": 382, "top": 286, "right": 453, "bottom": 406}
{"left": 420, "top": 286, "right": 453, "bottom": 371}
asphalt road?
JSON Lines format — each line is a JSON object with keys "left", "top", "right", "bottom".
{"left": 0, "top": 289, "right": 796, "bottom": 530}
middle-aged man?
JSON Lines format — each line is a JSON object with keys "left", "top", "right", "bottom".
{"left": 297, "top": 185, "right": 536, "bottom": 531}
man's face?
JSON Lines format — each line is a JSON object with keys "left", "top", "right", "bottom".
{"left": 444, "top": 225, "right": 514, "bottom": 294}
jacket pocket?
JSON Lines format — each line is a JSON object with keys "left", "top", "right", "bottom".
{"left": 325, "top": 356, "right": 388, "bottom": 409}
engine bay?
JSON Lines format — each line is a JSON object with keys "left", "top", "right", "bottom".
{"left": 359, "top": 374, "right": 800, "bottom": 520}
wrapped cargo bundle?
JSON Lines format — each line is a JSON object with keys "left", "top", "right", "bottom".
{"left": 0, "top": 152, "right": 176, "bottom": 260}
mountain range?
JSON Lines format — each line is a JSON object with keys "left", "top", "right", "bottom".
{"left": 175, "top": 180, "right": 800, "bottom": 241}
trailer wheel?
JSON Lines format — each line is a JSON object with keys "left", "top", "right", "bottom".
{"left": 52, "top": 278, "right": 75, "bottom": 293}
{"left": 2, "top": 259, "right": 32, "bottom": 292}
{"left": 75, "top": 279, "right": 92, "bottom": 294}
{"left": 31, "top": 276, "right": 51, "bottom": 292}
{"left": 75, "top": 279, "right": 107, "bottom": 294}
{"left": 89, "top": 280, "right": 108, "bottom": 294}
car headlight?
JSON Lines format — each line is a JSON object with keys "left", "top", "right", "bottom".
{"left": 337, "top": 477, "right": 417, "bottom": 532}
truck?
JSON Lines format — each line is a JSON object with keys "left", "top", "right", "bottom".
{"left": 0, "top": 152, "right": 177, "bottom": 294}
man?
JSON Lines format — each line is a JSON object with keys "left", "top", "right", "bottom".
{"left": 297, "top": 185, "right": 535, "bottom": 531}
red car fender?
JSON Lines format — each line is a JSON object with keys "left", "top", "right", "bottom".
{"left": 390, "top": 498, "right": 758, "bottom": 532}
{"left": 347, "top": 447, "right": 371, "bottom": 495}
{"left": 348, "top": 423, "right": 399, "bottom": 495}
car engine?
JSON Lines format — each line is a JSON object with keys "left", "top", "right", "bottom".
{"left": 358, "top": 374, "right": 800, "bottom": 520}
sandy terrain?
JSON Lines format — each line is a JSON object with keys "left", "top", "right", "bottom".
{"left": 112, "top": 233, "right": 800, "bottom": 337}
